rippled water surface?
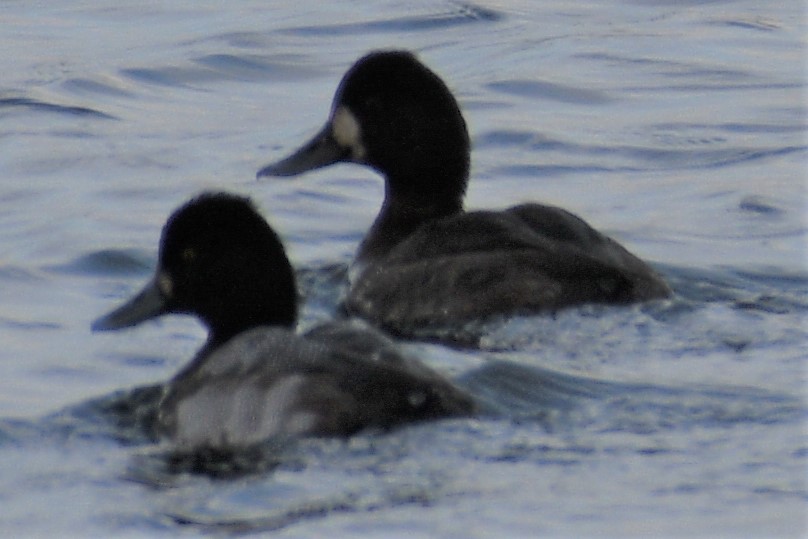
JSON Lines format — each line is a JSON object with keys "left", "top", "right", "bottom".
{"left": 1, "top": 1, "right": 806, "bottom": 537}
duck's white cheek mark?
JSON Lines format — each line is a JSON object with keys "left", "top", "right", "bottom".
{"left": 332, "top": 105, "right": 366, "bottom": 161}
{"left": 157, "top": 270, "right": 174, "bottom": 299}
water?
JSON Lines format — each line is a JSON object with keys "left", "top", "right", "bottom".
{"left": 1, "top": 0, "right": 806, "bottom": 536}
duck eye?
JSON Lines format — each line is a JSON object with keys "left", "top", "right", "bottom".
{"left": 181, "top": 247, "right": 197, "bottom": 264}
{"left": 363, "top": 95, "right": 383, "bottom": 113}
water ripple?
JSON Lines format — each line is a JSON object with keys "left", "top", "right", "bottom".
{"left": 46, "top": 249, "right": 154, "bottom": 277}
{"left": 121, "top": 53, "right": 325, "bottom": 87}
{"left": 460, "top": 360, "right": 805, "bottom": 433}
{"left": 192, "top": 53, "right": 324, "bottom": 82}
{"left": 476, "top": 128, "right": 807, "bottom": 171}
{"left": 62, "top": 77, "right": 136, "bottom": 99}
{"left": 486, "top": 80, "right": 614, "bottom": 105}
{"left": 0, "top": 97, "right": 115, "bottom": 120}
{"left": 709, "top": 16, "right": 783, "bottom": 32}
{"left": 281, "top": 2, "right": 502, "bottom": 36}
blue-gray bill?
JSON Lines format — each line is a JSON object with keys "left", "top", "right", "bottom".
{"left": 91, "top": 277, "right": 168, "bottom": 332}
{"left": 256, "top": 123, "right": 347, "bottom": 178}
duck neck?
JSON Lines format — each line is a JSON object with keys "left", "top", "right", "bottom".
{"left": 356, "top": 179, "right": 464, "bottom": 264}
{"left": 206, "top": 310, "right": 296, "bottom": 351}
{"left": 175, "top": 313, "right": 295, "bottom": 382}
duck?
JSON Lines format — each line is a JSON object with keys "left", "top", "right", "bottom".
{"left": 91, "top": 192, "right": 474, "bottom": 452}
{"left": 257, "top": 50, "right": 671, "bottom": 337}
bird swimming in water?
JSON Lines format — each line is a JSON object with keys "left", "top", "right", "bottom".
{"left": 257, "top": 50, "right": 671, "bottom": 338}
{"left": 92, "top": 192, "right": 474, "bottom": 453}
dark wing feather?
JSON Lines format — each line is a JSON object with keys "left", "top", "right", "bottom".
{"left": 348, "top": 205, "right": 670, "bottom": 333}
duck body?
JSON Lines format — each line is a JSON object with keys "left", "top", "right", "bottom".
{"left": 349, "top": 203, "right": 670, "bottom": 333}
{"left": 158, "top": 322, "right": 472, "bottom": 449}
{"left": 258, "top": 50, "right": 670, "bottom": 337}
{"left": 92, "top": 193, "right": 473, "bottom": 452}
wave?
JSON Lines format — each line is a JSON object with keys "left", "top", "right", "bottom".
{"left": 476, "top": 128, "right": 808, "bottom": 173}
{"left": 281, "top": 2, "right": 502, "bottom": 36}
{"left": 460, "top": 359, "right": 805, "bottom": 432}
{"left": 45, "top": 249, "right": 154, "bottom": 277}
{"left": 0, "top": 97, "right": 115, "bottom": 120}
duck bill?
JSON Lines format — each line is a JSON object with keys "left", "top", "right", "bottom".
{"left": 256, "top": 123, "right": 348, "bottom": 178}
{"left": 92, "top": 277, "right": 169, "bottom": 332}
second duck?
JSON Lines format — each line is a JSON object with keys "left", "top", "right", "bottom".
{"left": 258, "top": 50, "right": 670, "bottom": 338}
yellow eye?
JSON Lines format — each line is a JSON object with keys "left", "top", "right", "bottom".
{"left": 182, "top": 247, "right": 197, "bottom": 263}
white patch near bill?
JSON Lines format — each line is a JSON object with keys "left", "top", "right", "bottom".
{"left": 332, "top": 105, "right": 366, "bottom": 160}
{"left": 157, "top": 270, "right": 173, "bottom": 299}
